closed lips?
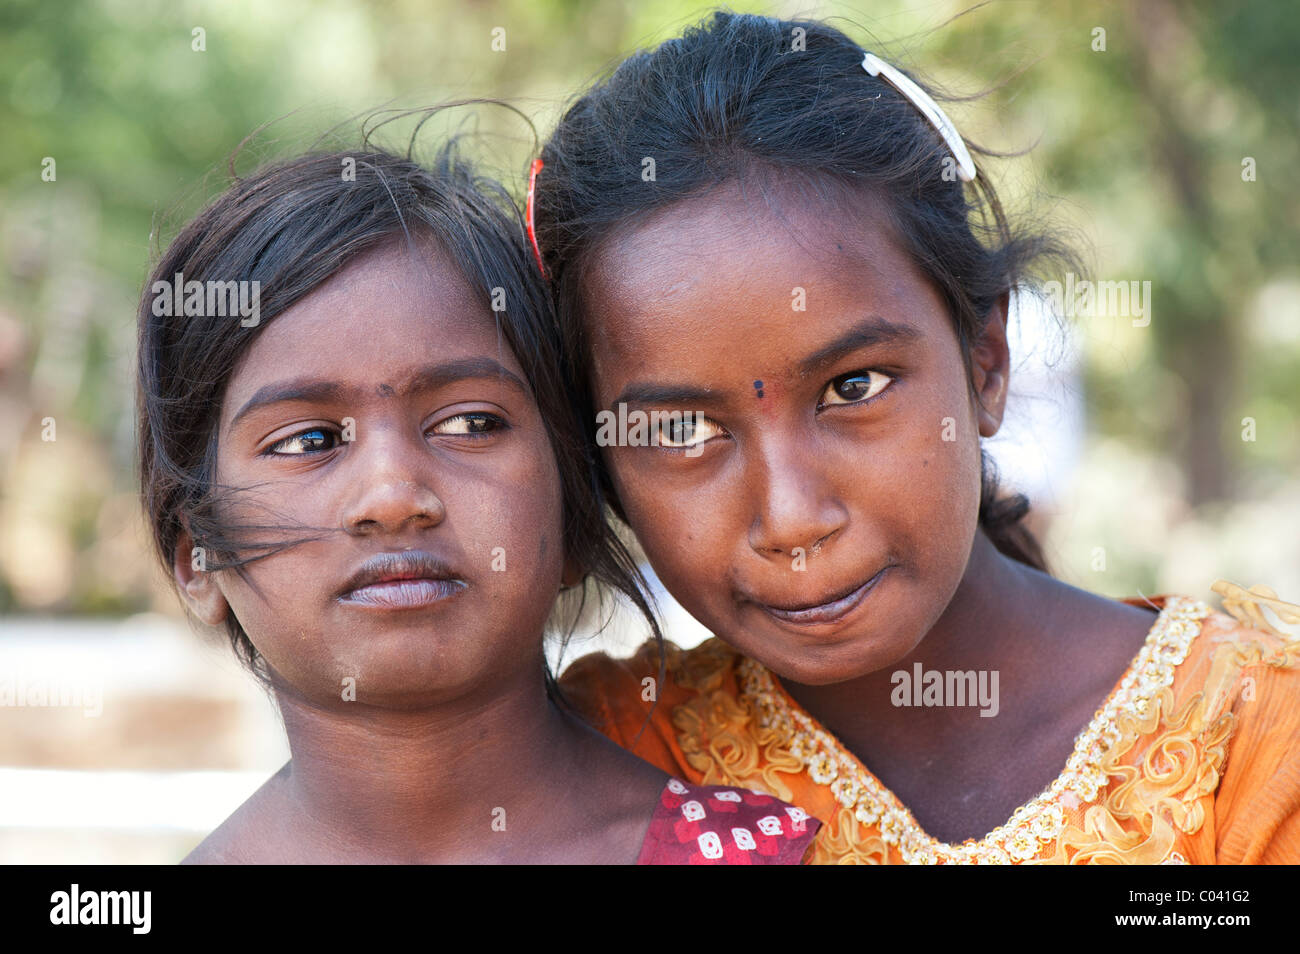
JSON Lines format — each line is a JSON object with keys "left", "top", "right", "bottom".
{"left": 337, "top": 551, "right": 466, "bottom": 606}
{"left": 752, "top": 566, "right": 890, "bottom": 625}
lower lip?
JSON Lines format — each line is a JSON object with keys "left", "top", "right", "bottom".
{"left": 340, "top": 579, "right": 467, "bottom": 610}
{"left": 757, "top": 567, "right": 890, "bottom": 629}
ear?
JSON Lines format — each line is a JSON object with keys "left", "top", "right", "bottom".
{"left": 173, "top": 530, "right": 230, "bottom": 626}
{"left": 969, "top": 290, "right": 1012, "bottom": 439}
{"left": 560, "top": 555, "right": 584, "bottom": 590}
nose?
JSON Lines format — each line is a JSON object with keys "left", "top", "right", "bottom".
{"left": 746, "top": 438, "right": 848, "bottom": 560}
{"left": 341, "top": 425, "right": 446, "bottom": 537}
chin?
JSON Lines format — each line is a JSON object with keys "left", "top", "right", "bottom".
{"left": 740, "top": 624, "right": 914, "bottom": 686}
{"left": 761, "top": 648, "right": 889, "bottom": 686}
{"left": 348, "top": 684, "right": 473, "bottom": 710}
{"left": 305, "top": 640, "right": 474, "bottom": 700}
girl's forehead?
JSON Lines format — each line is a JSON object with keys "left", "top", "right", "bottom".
{"left": 221, "top": 245, "right": 520, "bottom": 413}
{"left": 586, "top": 186, "right": 941, "bottom": 345}
{"left": 588, "top": 178, "right": 921, "bottom": 311}
{"left": 307, "top": 239, "right": 481, "bottom": 314}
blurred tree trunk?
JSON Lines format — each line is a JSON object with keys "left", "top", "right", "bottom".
{"left": 1128, "top": 0, "right": 1235, "bottom": 505}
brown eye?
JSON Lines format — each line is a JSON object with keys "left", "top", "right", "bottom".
{"left": 432, "top": 412, "right": 506, "bottom": 436}
{"left": 270, "top": 428, "right": 339, "bottom": 455}
{"left": 820, "top": 370, "right": 893, "bottom": 407}
{"left": 657, "top": 413, "right": 724, "bottom": 449}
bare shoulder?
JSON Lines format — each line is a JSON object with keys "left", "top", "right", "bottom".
{"left": 1013, "top": 575, "right": 1166, "bottom": 724}
{"left": 555, "top": 719, "right": 671, "bottom": 863}
{"left": 181, "top": 763, "right": 294, "bottom": 865}
{"left": 1034, "top": 574, "right": 1162, "bottom": 651}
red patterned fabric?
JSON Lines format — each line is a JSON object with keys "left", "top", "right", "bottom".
{"left": 636, "top": 777, "right": 822, "bottom": 865}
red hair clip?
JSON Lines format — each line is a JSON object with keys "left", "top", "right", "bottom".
{"left": 526, "top": 158, "right": 547, "bottom": 278}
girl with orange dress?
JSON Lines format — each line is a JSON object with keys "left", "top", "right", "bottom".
{"left": 530, "top": 12, "right": 1300, "bottom": 864}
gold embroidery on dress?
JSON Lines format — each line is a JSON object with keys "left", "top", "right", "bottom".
{"left": 666, "top": 596, "right": 1270, "bottom": 864}
{"left": 1210, "top": 580, "right": 1300, "bottom": 639}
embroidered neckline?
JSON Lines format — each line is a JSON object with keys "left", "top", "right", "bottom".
{"left": 735, "top": 596, "right": 1213, "bottom": 864}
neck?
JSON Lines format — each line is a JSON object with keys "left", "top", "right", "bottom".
{"left": 271, "top": 656, "right": 584, "bottom": 861}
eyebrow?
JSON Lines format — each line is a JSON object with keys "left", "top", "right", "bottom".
{"left": 228, "top": 357, "right": 529, "bottom": 429}
{"left": 609, "top": 382, "right": 721, "bottom": 410}
{"left": 608, "top": 315, "right": 923, "bottom": 410}
{"left": 797, "top": 316, "right": 924, "bottom": 378}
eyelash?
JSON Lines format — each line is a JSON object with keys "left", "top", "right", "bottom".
{"left": 263, "top": 412, "right": 508, "bottom": 456}
{"left": 266, "top": 427, "right": 339, "bottom": 456}
{"left": 434, "top": 412, "right": 508, "bottom": 438}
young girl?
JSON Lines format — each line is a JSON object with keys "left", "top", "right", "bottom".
{"left": 138, "top": 143, "right": 819, "bottom": 863}
{"left": 532, "top": 12, "right": 1300, "bottom": 864}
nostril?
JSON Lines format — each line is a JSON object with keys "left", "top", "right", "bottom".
{"left": 810, "top": 529, "right": 839, "bottom": 554}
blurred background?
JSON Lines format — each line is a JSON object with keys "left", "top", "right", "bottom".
{"left": 1, "top": 0, "right": 1297, "bottom": 862}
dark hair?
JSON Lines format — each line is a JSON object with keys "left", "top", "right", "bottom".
{"left": 137, "top": 141, "right": 660, "bottom": 693}
{"left": 534, "top": 10, "right": 1088, "bottom": 573}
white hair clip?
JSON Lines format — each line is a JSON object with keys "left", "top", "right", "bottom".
{"left": 862, "top": 52, "right": 977, "bottom": 182}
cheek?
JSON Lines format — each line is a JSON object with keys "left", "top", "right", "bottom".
{"left": 604, "top": 447, "right": 736, "bottom": 598}
{"left": 882, "top": 376, "right": 984, "bottom": 563}
{"left": 212, "top": 548, "right": 336, "bottom": 691}
{"left": 475, "top": 449, "right": 566, "bottom": 587}
{"left": 606, "top": 449, "right": 674, "bottom": 541}
{"left": 211, "top": 449, "right": 327, "bottom": 544}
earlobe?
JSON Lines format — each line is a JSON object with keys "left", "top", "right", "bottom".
{"left": 971, "top": 291, "right": 1012, "bottom": 438}
{"left": 560, "top": 555, "right": 584, "bottom": 590}
{"left": 173, "top": 531, "right": 230, "bottom": 626}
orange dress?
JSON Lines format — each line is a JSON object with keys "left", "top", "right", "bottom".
{"left": 558, "top": 586, "right": 1300, "bottom": 864}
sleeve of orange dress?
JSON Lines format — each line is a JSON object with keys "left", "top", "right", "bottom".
{"left": 1173, "top": 582, "right": 1300, "bottom": 864}
{"left": 558, "top": 641, "right": 704, "bottom": 782}
{"left": 1207, "top": 621, "right": 1300, "bottom": 864}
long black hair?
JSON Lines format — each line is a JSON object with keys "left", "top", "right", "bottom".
{"left": 137, "top": 140, "right": 660, "bottom": 693}
{"left": 534, "top": 10, "right": 1090, "bottom": 572}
